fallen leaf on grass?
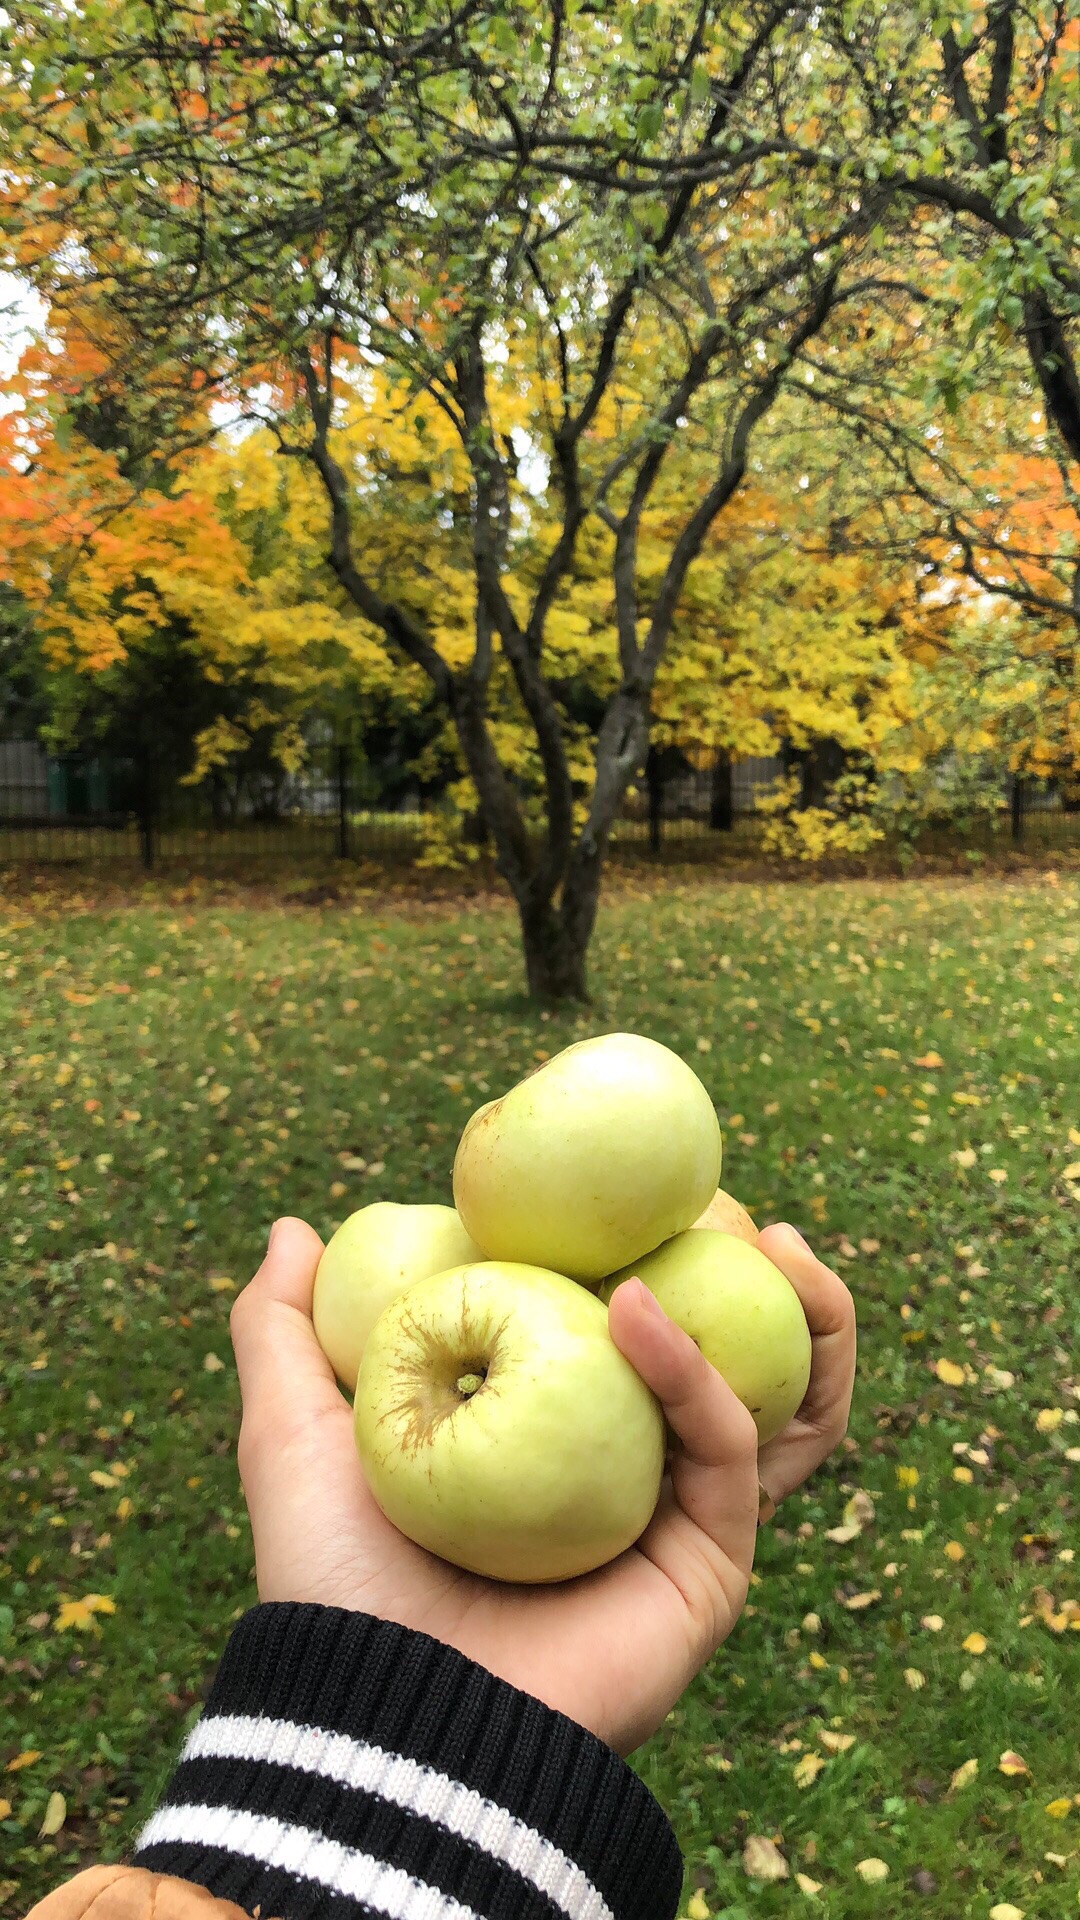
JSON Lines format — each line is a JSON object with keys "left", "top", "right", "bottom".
{"left": 1035, "top": 1408, "right": 1063, "bottom": 1433}
{"left": 998, "top": 1751, "right": 1029, "bottom": 1777}
{"left": 1045, "top": 1798, "right": 1072, "bottom": 1818}
{"left": 914, "top": 1051, "right": 944, "bottom": 1069}
{"left": 962, "top": 1632, "right": 988, "bottom": 1655}
{"left": 818, "top": 1729, "right": 856, "bottom": 1753}
{"left": 39, "top": 1790, "right": 66, "bottom": 1836}
{"left": 904, "top": 1668, "right": 926, "bottom": 1690}
{"left": 922, "top": 1614, "right": 944, "bottom": 1632}
{"left": 988, "top": 1906, "right": 1024, "bottom": 1920}
{"left": 794, "top": 1752, "right": 827, "bottom": 1788}
{"left": 5, "top": 1750, "right": 42, "bottom": 1772}
{"left": 686, "top": 1894, "right": 710, "bottom": 1920}
{"left": 0, "top": 1798, "right": 10, "bottom": 1818}
{"left": 743, "top": 1835, "right": 788, "bottom": 1882}
{"left": 934, "top": 1357, "right": 966, "bottom": 1386}
{"left": 795, "top": 1872, "right": 823, "bottom": 1895}
{"left": 949, "top": 1757, "right": 979, "bottom": 1793}
{"left": 203, "top": 1351, "right": 225, "bottom": 1372}
{"left": 54, "top": 1593, "right": 115, "bottom": 1632}
{"left": 841, "top": 1588, "right": 881, "bottom": 1610}
{"left": 855, "top": 1858, "right": 889, "bottom": 1883}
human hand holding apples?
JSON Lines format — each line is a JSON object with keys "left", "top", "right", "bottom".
{"left": 229, "top": 1033, "right": 856, "bottom": 1754}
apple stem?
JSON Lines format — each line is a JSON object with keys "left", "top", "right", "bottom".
{"left": 455, "top": 1371, "right": 485, "bottom": 1397}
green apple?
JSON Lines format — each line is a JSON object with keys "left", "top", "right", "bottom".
{"left": 600, "top": 1231, "right": 811, "bottom": 1444}
{"left": 692, "top": 1186, "right": 758, "bottom": 1243}
{"left": 313, "top": 1202, "right": 483, "bottom": 1390}
{"left": 452, "top": 1032, "right": 722, "bottom": 1285}
{"left": 353, "top": 1260, "right": 665, "bottom": 1583}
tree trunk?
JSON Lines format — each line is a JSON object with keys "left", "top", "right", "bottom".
{"left": 1010, "top": 774, "right": 1024, "bottom": 844}
{"left": 519, "top": 895, "right": 590, "bottom": 1002}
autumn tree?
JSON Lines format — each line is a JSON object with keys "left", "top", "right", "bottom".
{"left": 4, "top": 0, "right": 889, "bottom": 998}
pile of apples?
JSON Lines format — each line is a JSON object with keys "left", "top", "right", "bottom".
{"left": 313, "top": 1032, "right": 812, "bottom": 1584}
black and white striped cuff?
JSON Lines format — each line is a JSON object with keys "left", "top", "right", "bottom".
{"left": 132, "top": 1603, "right": 683, "bottom": 1920}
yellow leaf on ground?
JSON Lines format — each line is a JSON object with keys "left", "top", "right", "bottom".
{"left": 988, "top": 1905, "right": 1024, "bottom": 1920}
{"left": 1035, "top": 1408, "right": 1063, "bottom": 1433}
{"left": 950, "top": 1758, "right": 979, "bottom": 1793}
{"left": 998, "top": 1751, "right": 1029, "bottom": 1777}
{"left": 0, "top": 1798, "right": 11, "bottom": 1818}
{"left": 795, "top": 1873, "right": 823, "bottom": 1895}
{"left": 5, "top": 1751, "right": 42, "bottom": 1772}
{"left": 742, "top": 1836, "right": 789, "bottom": 1882}
{"left": 54, "top": 1593, "right": 116, "bottom": 1632}
{"left": 962, "top": 1632, "right": 988, "bottom": 1655}
{"left": 842, "top": 1589, "right": 881, "bottom": 1610}
{"left": 914, "top": 1051, "right": 944, "bottom": 1068}
{"left": 686, "top": 1894, "right": 710, "bottom": 1920}
{"left": 935, "top": 1358, "right": 966, "bottom": 1386}
{"left": 922, "top": 1614, "right": 945, "bottom": 1631}
{"left": 89, "top": 1469, "right": 117, "bottom": 1488}
{"left": 945, "top": 1542, "right": 966, "bottom": 1562}
{"left": 1044, "top": 1799, "right": 1071, "bottom": 1818}
{"left": 904, "top": 1668, "right": 926, "bottom": 1690}
{"left": 818, "top": 1729, "right": 856, "bottom": 1753}
{"left": 209, "top": 1277, "right": 235, "bottom": 1292}
{"left": 855, "top": 1859, "right": 889, "bottom": 1883}
{"left": 203, "top": 1351, "right": 225, "bottom": 1372}
{"left": 794, "top": 1752, "right": 827, "bottom": 1788}
{"left": 39, "top": 1791, "right": 66, "bottom": 1837}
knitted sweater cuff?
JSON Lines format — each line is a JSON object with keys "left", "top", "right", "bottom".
{"left": 132, "top": 1602, "right": 683, "bottom": 1920}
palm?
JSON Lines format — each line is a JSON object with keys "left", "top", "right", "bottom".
{"left": 246, "top": 1302, "right": 739, "bottom": 1755}
{"left": 234, "top": 1219, "right": 855, "bottom": 1756}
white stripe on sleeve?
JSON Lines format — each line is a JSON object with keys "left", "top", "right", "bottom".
{"left": 135, "top": 1802, "right": 478, "bottom": 1920}
{"left": 160, "top": 1711, "right": 614, "bottom": 1920}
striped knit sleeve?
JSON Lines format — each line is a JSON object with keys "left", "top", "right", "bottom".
{"left": 132, "top": 1603, "right": 684, "bottom": 1920}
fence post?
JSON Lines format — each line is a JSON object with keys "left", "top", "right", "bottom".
{"left": 1010, "top": 775, "right": 1024, "bottom": 845}
{"left": 138, "top": 760, "right": 155, "bottom": 870}
{"left": 646, "top": 746, "right": 664, "bottom": 853}
{"left": 336, "top": 743, "right": 350, "bottom": 859}
{"left": 709, "top": 752, "right": 734, "bottom": 831}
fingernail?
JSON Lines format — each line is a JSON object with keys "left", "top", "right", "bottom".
{"left": 778, "top": 1223, "right": 810, "bottom": 1249}
{"left": 267, "top": 1218, "right": 283, "bottom": 1250}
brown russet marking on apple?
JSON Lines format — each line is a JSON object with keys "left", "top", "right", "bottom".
{"left": 375, "top": 1295, "right": 513, "bottom": 1455}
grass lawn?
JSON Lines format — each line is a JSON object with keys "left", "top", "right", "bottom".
{"left": 1, "top": 870, "right": 1077, "bottom": 1919}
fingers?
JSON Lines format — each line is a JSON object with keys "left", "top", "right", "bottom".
{"left": 607, "top": 1278, "right": 759, "bottom": 1569}
{"left": 230, "top": 1217, "right": 338, "bottom": 1483}
{"left": 755, "top": 1223, "right": 857, "bottom": 1508}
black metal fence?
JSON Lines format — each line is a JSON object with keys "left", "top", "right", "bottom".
{"left": 0, "top": 734, "right": 1076, "bottom": 868}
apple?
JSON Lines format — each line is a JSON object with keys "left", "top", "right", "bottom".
{"left": 692, "top": 1186, "right": 758, "bottom": 1243}
{"left": 353, "top": 1260, "right": 665, "bottom": 1582}
{"left": 453, "top": 1032, "right": 722, "bottom": 1284}
{"left": 313, "top": 1202, "right": 483, "bottom": 1390}
{"left": 599, "top": 1231, "right": 811, "bottom": 1444}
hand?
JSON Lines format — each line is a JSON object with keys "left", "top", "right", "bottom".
{"left": 230, "top": 1217, "right": 855, "bottom": 1755}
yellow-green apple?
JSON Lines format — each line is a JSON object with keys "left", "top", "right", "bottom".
{"left": 692, "top": 1186, "right": 758, "bottom": 1243}
{"left": 452, "top": 1032, "right": 722, "bottom": 1284}
{"left": 353, "top": 1260, "right": 665, "bottom": 1582}
{"left": 600, "top": 1231, "right": 811, "bottom": 1444}
{"left": 313, "top": 1202, "right": 482, "bottom": 1390}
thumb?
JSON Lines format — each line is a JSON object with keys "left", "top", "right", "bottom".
{"left": 230, "top": 1216, "right": 336, "bottom": 1449}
